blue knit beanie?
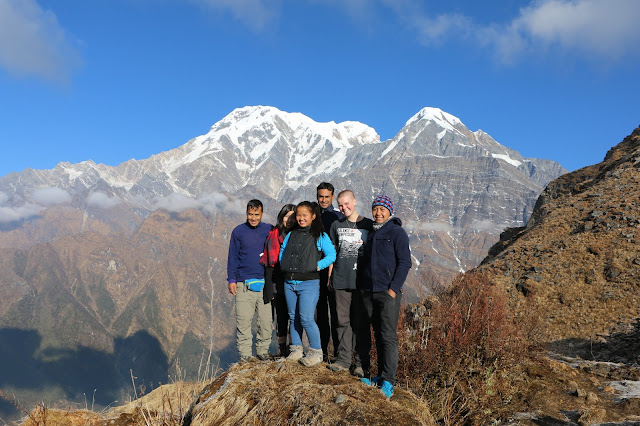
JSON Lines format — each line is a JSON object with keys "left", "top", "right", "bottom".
{"left": 372, "top": 195, "right": 394, "bottom": 216}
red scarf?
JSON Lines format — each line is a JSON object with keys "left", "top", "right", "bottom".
{"left": 260, "top": 227, "right": 284, "bottom": 268}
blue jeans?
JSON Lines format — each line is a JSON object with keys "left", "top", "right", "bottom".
{"left": 284, "top": 279, "right": 321, "bottom": 350}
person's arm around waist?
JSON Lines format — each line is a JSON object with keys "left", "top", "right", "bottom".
{"left": 279, "top": 232, "right": 292, "bottom": 264}
{"left": 317, "top": 232, "right": 337, "bottom": 271}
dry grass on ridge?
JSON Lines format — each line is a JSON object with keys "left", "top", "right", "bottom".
{"left": 185, "top": 360, "right": 434, "bottom": 426}
{"left": 19, "top": 381, "right": 203, "bottom": 426}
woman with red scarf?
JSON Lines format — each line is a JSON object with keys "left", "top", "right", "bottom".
{"left": 261, "top": 204, "right": 296, "bottom": 357}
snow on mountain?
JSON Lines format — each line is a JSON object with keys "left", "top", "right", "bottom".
{"left": 491, "top": 153, "right": 523, "bottom": 167}
{"left": 0, "top": 105, "right": 564, "bottom": 215}
{"left": 382, "top": 107, "right": 517, "bottom": 164}
{"left": 405, "top": 107, "right": 464, "bottom": 134}
{"left": 136, "top": 106, "right": 382, "bottom": 193}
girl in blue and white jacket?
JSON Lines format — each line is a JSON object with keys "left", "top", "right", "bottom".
{"left": 279, "top": 201, "right": 336, "bottom": 367}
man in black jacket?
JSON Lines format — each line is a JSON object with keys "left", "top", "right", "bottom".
{"left": 356, "top": 195, "right": 411, "bottom": 398}
{"left": 316, "top": 182, "right": 343, "bottom": 360}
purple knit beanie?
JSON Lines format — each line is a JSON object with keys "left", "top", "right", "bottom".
{"left": 372, "top": 195, "right": 394, "bottom": 216}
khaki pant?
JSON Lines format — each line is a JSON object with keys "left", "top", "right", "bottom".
{"left": 236, "top": 281, "right": 272, "bottom": 358}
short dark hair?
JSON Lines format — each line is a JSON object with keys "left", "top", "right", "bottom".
{"left": 317, "top": 182, "right": 335, "bottom": 195}
{"left": 246, "top": 199, "right": 263, "bottom": 212}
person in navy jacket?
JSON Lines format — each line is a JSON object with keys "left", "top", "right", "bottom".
{"left": 356, "top": 195, "right": 411, "bottom": 399}
{"left": 227, "top": 199, "right": 273, "bottom": 361}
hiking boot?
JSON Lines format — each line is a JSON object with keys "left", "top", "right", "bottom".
{"left": 278, "top": 343, "right": 289, "bottom": 357}
{"left": 299, "top": 349, "right": 323, "bottom": 367}
{"left": 328, "top": 363, "right": 349, "bottom": 372}
{"left": 256, "top": 353, "right": 271, "bottom": 361}
{"left": 352, "top": 366, "right": 365, "bottom": 378}
{"left": 380, "top": 380, "right": 394, "bottom": 398}
{"left": 286, "top": 345, "right": 304, "bottom": 362}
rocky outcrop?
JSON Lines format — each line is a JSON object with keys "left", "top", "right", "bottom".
{"left": 183, "top": 361, "right": 434, "bottom": 426}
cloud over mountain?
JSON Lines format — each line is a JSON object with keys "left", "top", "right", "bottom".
{"left": 0, "top": 200, "right": 43, "bottom": 223}
{"left": 153, "top": 192, "right": 245, "bottom": 215}
{"left": 87, "top": 191, "right": 121, "bottom": 209}
{"left": 32, "top": 187, "right": 72, "bottom": 205}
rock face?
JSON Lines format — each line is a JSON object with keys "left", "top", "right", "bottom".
{"left": 0, "top": 106, "right": 564, "bottom": 418}
{"left": 475, "top": 125, "right": 640, "bottom": 343}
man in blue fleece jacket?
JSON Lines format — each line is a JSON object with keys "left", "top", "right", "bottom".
{"left": 356, "top": 195, "right": 411, "bottom": 398}
{"left": 227, "top": 199, "right": 273, "bottom": 361}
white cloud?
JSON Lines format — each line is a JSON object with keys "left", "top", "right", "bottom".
{"left": 198, "top": 192, "right": 245, "bottom": 214}
{"left": 154, "top": 193, "right": 201, "bottom": 213}
{"left": 153, "top": 192, "right": 244, "bottom": 214}
{"left": 506, "top": 0, "right": 640, "bottom": 60}
{"left": 405, "top": 220, "right": 453, "bottom": 233}
{"left": 193, "top": 0, "right": 281, "bottom": 31}
{"left": 87, "top": 191, "right": 121, "bottom": 209}
{"left": 380, "top": 0, "right": 471, "bottom": 45}
{"left": 0, "top": 192, "right": 44, "bottom": 223}
{"left": 0, "top": 204, "right": 44, "bottom": 223}
{"left": 192, "top": 0, "right": 640, "bottom": 60}
{"left": 470, "top": 219, "right": 503, "bottom": 233}
{"left": 32, "top": 187, "right": 72, "bottom": 205}
{"left": 0, "top": 0, "right": 81, "bottom": 83}
{"left": 378, "top": 0, "right": 640, "bottom": 63}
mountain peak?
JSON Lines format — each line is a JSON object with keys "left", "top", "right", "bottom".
{"left": 211, "top": 105, "right": 380, "bottom": 145}
{"left": 406, "top": 107, "right": 464, "bottom": 130}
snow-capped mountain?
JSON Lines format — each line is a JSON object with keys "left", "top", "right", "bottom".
{"left": 1, "top": 105, "right": 559, "bottom": 205}
{"left": 1, "top": 106, "right": 380, "bottom": 204}
{"left": 0, "top": 105, "right": 566, "bottom": 278}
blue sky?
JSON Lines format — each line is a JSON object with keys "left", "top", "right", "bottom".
{"left": 1, "top": 0, "right": 639, "bottom": 177}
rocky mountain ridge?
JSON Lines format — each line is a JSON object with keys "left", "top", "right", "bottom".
{"left": 475, "top": 125, "right": 640, "bottom": 344}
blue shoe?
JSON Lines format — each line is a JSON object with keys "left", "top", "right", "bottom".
{"left": 360, "top": 376, "right": 382, "bottom": 387}
{"left": 380, "top": 380, "right": 394, "bottom": 398}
